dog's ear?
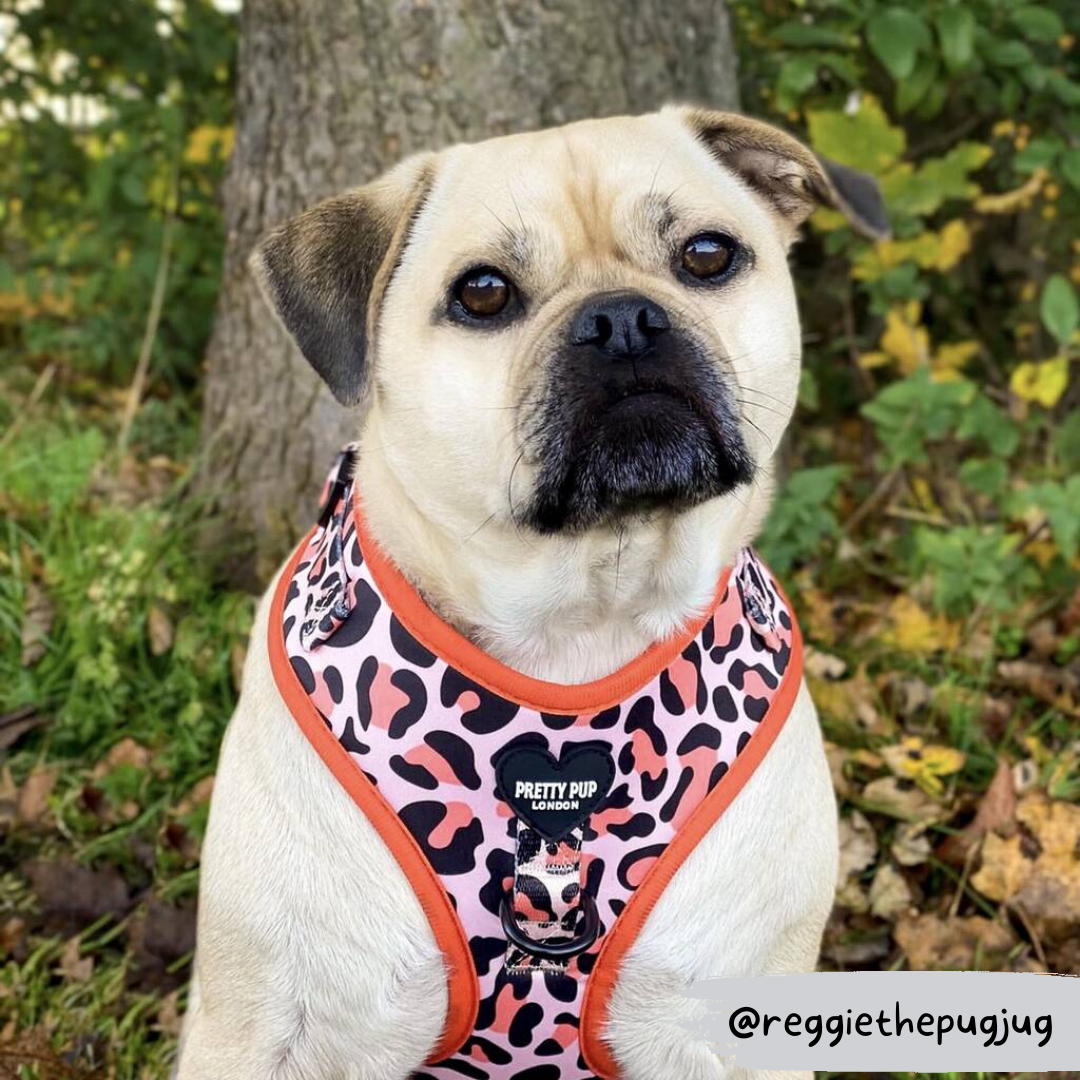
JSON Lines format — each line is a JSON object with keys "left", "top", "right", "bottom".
{"left": 250, "top": 154, "right": 434, "bottom": 406}
{"left": 677, "top": 107, "right": 890, "bottom": 241}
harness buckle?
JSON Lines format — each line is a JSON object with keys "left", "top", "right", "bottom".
{"left": 499, "top": 890, "right": 600, "bottom": 962}
{"left": 316, "top": 444, "right": 359, "bottom": 528}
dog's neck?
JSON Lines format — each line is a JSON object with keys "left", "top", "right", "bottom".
{"left": 355, "top": 430, "right": 773, "bottom": 684}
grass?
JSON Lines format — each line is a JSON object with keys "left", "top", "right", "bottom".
{"left": 1, "top": 360, "right": 1077, "bottom": 1079}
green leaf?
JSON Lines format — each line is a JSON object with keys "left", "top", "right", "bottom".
{"left": 862, "top": 370, "right": 973, "bottom": 467}
{"left": 1054, "top": 410, "right": 1080, "bottom": 469}
{"left": 776, "top": 56, "right": 822, "bottom": 110}
{"left": 1061, "top": 149, "right": 1080, "bottom": 191}
{"left": 881, "top": 142, "right": 992, "bottom": 218}
{"left": 772, "top": 22, "right": 852, "bottom": 49}
{"left": 959, "top": 458, "right": 1008, "bottom": 497}
{"left": 807, "top": 96, "right": 906, "bottom": 174}
{"left": 956, "top": 393, "right": 1020, "bottom": 457}
{"left": 936, "top": 7, "right": 976, "bottom": 72}
{"left": 896, "top": 55, "right": 940, "bottom": 115}
{"left": 1010, "top": 5, "right": 1065, "bottom": 43}
{"left": 980, "top": 38, "right": 1034, "bottom": 67}
{"left": 1040, "top": 275, "right": 1080, "bottom": 347}
{"left": 866, "top": 8, "right": 930, "bottom": 81}
{"left": 1013, "top": 137, "right": 1061, "bottom": 174}
{"left": 1019, "top": 478, "right": 1080, "bottom": 560}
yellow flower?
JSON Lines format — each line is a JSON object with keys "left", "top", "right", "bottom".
{"left": 1010, "top": 355, "right": 1070, "bottom": 408}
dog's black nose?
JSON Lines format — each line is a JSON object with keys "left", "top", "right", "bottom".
{"left": 570, "top": 293, "right": 670, "bottom": 358}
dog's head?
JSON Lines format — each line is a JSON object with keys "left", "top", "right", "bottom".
{"left": 253, "top": 109, "right": 885, "bottom": 540}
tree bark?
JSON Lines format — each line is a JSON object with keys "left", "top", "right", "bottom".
{"left": 201, "top": 0, "right": 740, "bottom": 582}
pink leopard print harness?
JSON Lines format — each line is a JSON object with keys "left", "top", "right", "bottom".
{"left": 269, "top": 448, "right": 803, "bottom": 1079}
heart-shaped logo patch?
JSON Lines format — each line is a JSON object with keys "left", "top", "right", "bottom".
{"left": 495, "top": 744, "right": 615, "bottom": 842}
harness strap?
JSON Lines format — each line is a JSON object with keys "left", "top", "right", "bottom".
{"left": 505, "top": 824, "right": 591, "bottom": 973}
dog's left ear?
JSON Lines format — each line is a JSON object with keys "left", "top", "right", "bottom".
{"left": 676, "top": 107, "right": 890, "bottom": 241}
{"left": 250, "top": 153, "right": 434, "bottom": 406}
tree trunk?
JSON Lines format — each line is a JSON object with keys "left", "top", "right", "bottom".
{"left": 201, "top": 0, "right": 739, "bottom": 582}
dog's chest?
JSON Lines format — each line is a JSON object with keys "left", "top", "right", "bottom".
{"left": 270, "top": 464, "right": 800, "bottom": 1080}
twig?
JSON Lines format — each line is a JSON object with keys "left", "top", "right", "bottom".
{"left": 118, "top": 168, "right": 179, "bottom": 452}
{"left": 0, "top": 362, "right": 56, "bottom": 451}
{"left": 843, "top": 466, "right": 902, "bottom": 535}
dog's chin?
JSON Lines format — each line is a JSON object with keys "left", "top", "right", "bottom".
{"left": 524, "top": 392, "right": 754, "bottom": 534}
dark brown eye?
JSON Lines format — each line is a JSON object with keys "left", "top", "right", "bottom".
{"left": 680, "top": 233, "right": 738, "bottom": 280}
{"left": 454, "top": 267, "right": 512, "bottom": 318}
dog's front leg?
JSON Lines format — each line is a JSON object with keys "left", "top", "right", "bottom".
{"left": 175, "top": 593, "right": 448, "bottom": 1080}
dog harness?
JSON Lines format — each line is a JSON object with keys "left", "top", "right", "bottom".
{"left": 269, "top": 447, "right": 804, "bottom": 1079}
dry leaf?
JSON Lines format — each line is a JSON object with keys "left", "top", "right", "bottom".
{"left": 147, "top": 605, "right": 174, "bottom": 656}
{"left": 804, "top": 647, "right": 846, "bottom": 680}
{"left": 971, "top": 793, "right": 1080, "bottom": 926}
{"left": 230, "top": 641, "right": 247, "bottom": 691}
{"left": 892, "top": 822, "right": 932, "bottom": 866}
{"left": 156, "top": 990, "right": 184, "bottom": 1038}
{"left": 894, "top": 912, "right": 1020, "bottom": 971}
{"left": 869, "top": 861, "right": 913, "bottom": 920}
{"left": 1013, "top": 758, "right": 1040, "bottom": 795}
{"left": 20, "top": 581, "right": 53, "bottom": 666}
{"left": 58, "top": 936, "right": 93, "bottom": 983}
{"left": 969, "top": 758, "right": 1016, "bottom": 837}
{"left": 824, "top": 741, "right": 853, "bottom": 799}
{"left": 173, "top": 775, "right": 214, "bottom": 817}
{"left": 881, "top": 595, "right": 960, "bottom": 654}
{"left": 838, "top": 810, "right": 877, "bottom": 880}
{"left": 0, "top": 706, "right": 46, "bottom": 752}
{"left": 861, "top": 776, "right": 943, "bottom": 822}
{"left": 16, "top": 766, "right": 58, "bottom": 826}
{"left": 92, "top": 737, "right": 152, "bottom": 779}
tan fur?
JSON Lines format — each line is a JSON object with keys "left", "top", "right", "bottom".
{"left": 179, "top": 108, "right": 876, "bottom": 1078}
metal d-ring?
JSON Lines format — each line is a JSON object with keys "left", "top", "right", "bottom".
{"left": 500, "top": 890, "right": 600, "bottom": 961}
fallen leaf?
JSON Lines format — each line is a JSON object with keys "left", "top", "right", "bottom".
{"left": 0, "top": 1028, "right": 103, "bottom": 1079}
{"left": 0, "top": 706, "right": 46, "bottom": 752}
{"left": 92, "top": 737, "right": 152, "bottom": 779}
{"left": 997, "top": 658, "right": 1080, "bottom": 714}
{"left": 156, "top": 991, "right": 184, "bottom": 1038}
{"left": 16, "top": 766, "right": 58, "bottom": 826}
{"left": 1013, "top": 758, "right": 1040, "bottom": 795}
{"left": 230, "top": 641, "right": 248, "bottom": 690}
{"left": 147, "top": 605, "right": 174, "bottom": 656}
{"left": 861, "top": 776, "right": 943, "bottom": 822}
{"left": 1025, "top": 617, "right": 1059, "bottom": 659}
{"left": 25, "top": 860, "right": 129, "bottom": 923}
{"left": 0, "top": 917, "right": 26, "bottom": 959}
{"left": 58, "top": 936, "right": 93, "bottom": 983}
{"left": 804, "top": 647, "right": 846, "bottom": 680}
{"left": 173, "top": 774, "right": 214, "bottom": 817}
{"left": 838, "top": 810, "right": 877, "bottom": 880}
{"left": 881, "top": 736, "right": 965, "bottom": 796}
{"left": 20, "top": 581, "right": 53, "bottom": 666}
{"left": 882, "top": 595, "right": 961, "bottom": 654}
{"left": 970, "top": 758, "right": 1017, "bottom": 837}
{"left": 869, "top": 861, "right": 913, "bottom": 920}
{"left": 894, "top": 912, "right": 1021, "bottom": 970}
{"left": 971, "top": 793, "right": 1080, "bottom": 928}
{"left": 892, "top": 822, "right": 932, "bottom": 866}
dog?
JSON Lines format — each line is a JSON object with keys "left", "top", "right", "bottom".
{"left": 176, "top": 107, "right": 885, "bottom": 1080}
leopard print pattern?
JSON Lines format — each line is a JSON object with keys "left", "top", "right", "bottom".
{"left": 279, "top": 468, "right": 797, "bottom": 1080}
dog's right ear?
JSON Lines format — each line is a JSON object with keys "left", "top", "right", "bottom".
{"left": 250, "top": 154, "right": 433, "bottom": 406}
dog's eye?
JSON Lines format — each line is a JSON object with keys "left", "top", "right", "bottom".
{"left": 454, "top": 267, "right": 512, "bottom": 318}
{"left": 680, "top": 233, "right": 738, "bottom": 281}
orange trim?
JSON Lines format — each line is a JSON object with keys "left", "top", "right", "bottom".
{"left": 267, "top": 534, "right": 479, "bottom": 1063}
{"left": 353, "top": 496, "right": 733, "bottom": 716}
{"left": 578, "top": 612, "right": 805, "bottom": 1079}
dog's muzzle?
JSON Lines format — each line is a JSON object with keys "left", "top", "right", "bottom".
{"left": 521, "top": 291, "right": 754, "bottom": 533}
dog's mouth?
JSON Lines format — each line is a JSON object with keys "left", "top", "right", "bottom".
{"left": 521, "top": 355, "right": 754, "bottom": 534}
